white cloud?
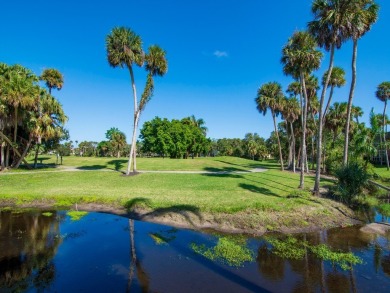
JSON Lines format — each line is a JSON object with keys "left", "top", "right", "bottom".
{"left": 213, "top": 50, "right": 228, "bottom": 58}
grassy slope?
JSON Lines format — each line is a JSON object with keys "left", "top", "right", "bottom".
{"left": 0, "top": 156, "right": 353, "bottom": 232}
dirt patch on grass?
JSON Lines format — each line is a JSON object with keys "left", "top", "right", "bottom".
{"left": 0, "top": 198, "right": 362, "bottom": 236}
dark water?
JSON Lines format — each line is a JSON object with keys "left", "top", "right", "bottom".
{"left": 1, "top": 210, "right": 389, "bottom": 293}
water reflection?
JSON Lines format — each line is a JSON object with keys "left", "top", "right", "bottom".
{"left": 0, "top": 210, "right": 63, "bottom": 291}
{"left": 0, "top": 210, "right": 389, "bottom": 292}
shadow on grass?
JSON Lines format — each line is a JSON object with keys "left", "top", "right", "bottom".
{"left": 107, "top": 159, "right": 127, "bottom": 171}
{"left": 77, "top": 165, "right": 107, "bottom": 170}
{"left": 215, "top": 159, "right": 260, "bottom": 170}
{"left": 238, "top": 183, "right": 280, "bottom": 197}
{"left": 203, "top": 166, "right": 244, "bottom": 173}
{"left": 124, "top": 197, "right": 203, "bottom": 227}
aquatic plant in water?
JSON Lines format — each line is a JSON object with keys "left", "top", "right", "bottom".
{"left": 191, "top": 236, "right": 254, "bottom": 267}
{"left": 67, "top": 210, "right": 88, "bottom": 221}
{"left": 265, "top": 236, "right": 363, "bottom": 270}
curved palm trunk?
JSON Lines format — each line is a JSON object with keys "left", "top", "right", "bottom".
{"left": 300, "top": 71, "right": 309, "bottom": 189}
{"left": 343, "top": 39, "right": 358, "bottom": 166}
{"left": 314, "top": 44, "right": 335, "bottom": 195}
{"left": 126, "top": 66, "right": 139, "bottom": 175}
{"left": 383, "top": 99, "right": 389, "bottom": 170}
{"left": 272, "top": 109, "right": 284, "bottom": 171}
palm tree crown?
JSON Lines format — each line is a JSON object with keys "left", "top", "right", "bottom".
{"left": 106, "top": 27, "right": 144, "bottom": 68}
{"left": 40, "top": 68, "right": 64, "bottom": 94}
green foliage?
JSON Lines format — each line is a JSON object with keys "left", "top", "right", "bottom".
{"left": 140, "top": 116, "right": 210, "bottom": 158}
{"left": 191, "top": 236, "right": 254, "bottom": 267}
{"left": 334, "top": 161, "right": 369, "bottom": 205}
{"left": 377, "top": 204, "right": 390, "bottom": 217}
{"left": 42, "top": 212, "right": 53, "bottom": 217}
{"left": 265, "top": 235, "right": 363, "bottom": 271}
{"left": 310, "top": 244, "right": 363, "bottom": 271}
{"left": 265, "top": 236, "right": 306, "bottom": 259}
{"left": 66, "top": 210, "right": 88, "bottom": 221}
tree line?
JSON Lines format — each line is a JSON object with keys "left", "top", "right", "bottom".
{"left": 255, "top": 0, "right": 388, "bottom": 193}
{"left": 0, "top": 64, "right": 67, "bottom": 170}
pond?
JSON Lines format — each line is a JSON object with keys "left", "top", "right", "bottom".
{"left": 0, "top": 210, "right": 389, "bottom": 292}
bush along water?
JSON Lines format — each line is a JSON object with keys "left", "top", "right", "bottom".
{"left": 334, "top": 161, "right": 370, "bottom": 207}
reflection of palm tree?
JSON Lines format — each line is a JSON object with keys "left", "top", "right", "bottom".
{"left": 127, "top": 219, "right": 150, "bottom": 292}
{"left": 257, "top": 244, "right": 285, "bottom": 280}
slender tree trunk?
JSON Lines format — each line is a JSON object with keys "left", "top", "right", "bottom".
{"left": 34, "top": 144, "right": 40, "bottom": 168}
{"left": 287, "top": 121, "right": 292, "bottom": 169}
{"left": 290, "top": 122, "right": 296, "bottom": 173}
{"left": 126, "top": 66, "right": 139, "bottom": 175}
{"left": 343, "top": 39, "right": 358, "bottom": 166}
{"left": 14, "top": 138, "right": 32, "bottom": 169}
{"left": 383, "top": 100, "right": 389, "bottom": 170}
{"left": 300, "top": 71, "right": 309, "bottom": 189}
{"left": 5, "top": 144, "right": 9, "bottom": 167}
{"left": 323, "top": 85, "right": 335, "bottom": 125}
{"left": 314, "top": 44, "right": 335, "bottom": 195}
{"left": 272, "top": 110, "right": 284, "bottom": 171}
{"left": 0, "top": 140, "right": 4, "bottom": 170}
{"left": 297, "top": 145, "right": 301, "bottom": 170}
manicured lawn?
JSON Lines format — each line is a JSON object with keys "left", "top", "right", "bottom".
{"left": 24, "top": 155, "right": 268, "bottom": 172}
{"left": 1, "top": 156, "right": 332, "bottom": 213}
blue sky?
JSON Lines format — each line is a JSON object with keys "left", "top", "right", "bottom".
{"left": 1, "top": 0, "right": 389, "bottom": 143}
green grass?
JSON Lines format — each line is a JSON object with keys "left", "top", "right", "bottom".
{"left": 0, "top": 156, "right": 346, "bottom": 231}
{"left": 23, "top": 155, "right": 265, "bottom": 172}
{"left": 0, "top": 160, "right": 327, "bottom": 213}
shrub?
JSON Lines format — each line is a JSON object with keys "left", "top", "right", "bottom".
{"left": 334, "top": 162, "right": 369, "bottom": 205}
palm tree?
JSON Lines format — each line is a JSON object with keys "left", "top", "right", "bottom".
{"left": 131, "top": 45, "right": 168, "bottom": 171}
{"left": 40, "top": 69, "right": 64, "bottom": 95}
{"left": 322, "top": 67, "right": 346, "bottom": 120}
{"left": 343, "top": 0, "right": 379, "bottom": 165}
{"left": 106, "top": 27, "right": 144, "bottom": 175}
{"left": 281, "top": 31, "right": 322, "bottom": 188}
{"left": 256, "top": 82, "right": 285, "bottom": 171}
{"left": 309, "top": 0, "right": 349, "bottom": 194}
{"left": 282, "top": 97, "right": 300, "bottom": 172}
{"left": 376, "top": 82, "right": 390, "bottom": 170}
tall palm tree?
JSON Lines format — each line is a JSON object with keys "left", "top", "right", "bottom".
{"left": 281, "top": 31, "right": 322, "bottom": 188}
{"left": 256, "top": 82, "right": 285, "bottom": 171}
{"left": 376, "top": 82, "right": 390, "bottom": 170}
{"left": 106, "top": 27, "right": 144, "bottom": 175}
{"left": 343, "top": 0, "right": 379, "bottom": 165}
{"left": 309, "top": 0, "right": 349, "bottom": 194}
{"left": 282, "top": 97, "right": 300, "bottom": 172}
{"left": 131, "top": 45, "right": 168, "bottom": 171}
{"left": 40, "top": 68, "right": 64, "bottom": 95}
{"left": 322, "top": 67, "right": 346, "bottom": 120}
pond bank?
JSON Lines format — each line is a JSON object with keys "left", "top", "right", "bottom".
{"left": 0, "top": 199, "right": 362, "bottom": 235}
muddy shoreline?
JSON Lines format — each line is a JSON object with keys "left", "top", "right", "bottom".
{"left": 0, "top": 200, "right": 363, "bottom": 236}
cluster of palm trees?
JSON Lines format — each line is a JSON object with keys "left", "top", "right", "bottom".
{"left": 106, "top": 27, "right": 168, "bottom": 175}
{"left": 256, "top": 0, "right": 382, "bottom": 192}
{"left": 0, "top": 64, "right": 67, "bottom": 170}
